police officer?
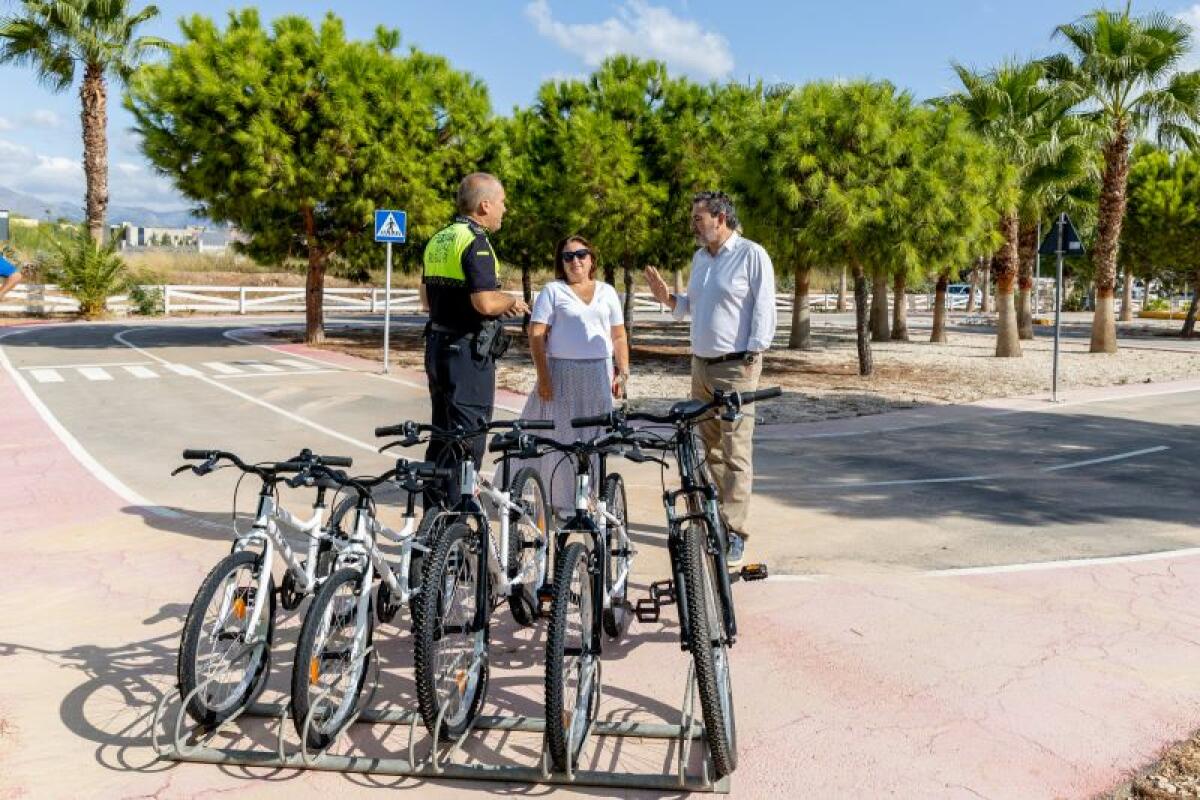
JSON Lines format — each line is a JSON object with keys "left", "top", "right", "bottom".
{"left": 422, "top": 172, "right": 529, "bottom": 491}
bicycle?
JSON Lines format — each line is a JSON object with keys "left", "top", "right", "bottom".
{"left": 399, "top": 418, "right": 553, "bottom": 741}
{"left": 550, "top": 386, "right": 780, "bottom": 778}
{"left": 525, "top": 428, "right": 636, "bottom": 771}
{"left": 173, "top": 448, "right": 352, "bottom": 728}
{"left": 288, "top": 456, "right": 449, "bottom": 751}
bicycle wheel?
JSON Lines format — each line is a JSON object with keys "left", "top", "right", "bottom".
{"left": 506, "top": 466, "right": 549, "bottom": 627}
{"left": 413, "top": 521, "right": 489, "bottom": 740}
{"left": 545, "top": 541, "right": 600, "bottom": 772}
{"left": 601, "top": 473, "right": 631, "bottom": 639}
{"left": 290, "top": 567, "right": 375, "bottom": 751}
{"left": 680, "top": 520, "right": 738, "bottom": 778}
{"left": 177, "top": 550, "right": 276, "bottom": 727}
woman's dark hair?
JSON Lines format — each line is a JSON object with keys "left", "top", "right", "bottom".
{"left": 553, "top": 234, "right": 598, "bottom": 282}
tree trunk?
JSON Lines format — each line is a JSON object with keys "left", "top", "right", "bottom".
{"left": 1182, "top": 268, "right": 1200, "bottom": 338}
{"left": 994, "top": 212, "right": 1021, "bottom": 357}
{"left": 852, "top": 258, "right": 872, "bottom": 376}
{"left": 604, "top": 263, "right": 616, "bottom": 287}
{"left": 890, "top": 272, "right": 908, "bottom": 341}
{"left": 789, "top": 264, "right": 811, "bottom": 349}
{"left": 1090, "top": 127, "right": 1131, "bottom": 353}
{"left": 80, "top": 62, "right": 109, "bottom": 244}
{"left": 1017, "top": 223, "right": 1036, "bottom": 339}
{"left": 302, "top": 205, "right": 325, "bottom": 345}
{"left": 837, "top": 265, "right": 848, "bottom": 311}
{"left": 870, "top": 272, "right": 890, "bottom": 341}
{"left": 1119, "top": 262, "right": 1134, "bottom": 323}
{"left": 981, "top": 263, "right": 991, "bottom": 313}
{"left": 930, "top": 270, "right": 949, "bottom": 343}
{"left": 967, "top": 265, "right": 978, "bottom": 312}
{"left": 673, "top": 268, "right": 684, "bottom": 296}
{"left": 622, "top": 262, "right": 634, "bottom": 338}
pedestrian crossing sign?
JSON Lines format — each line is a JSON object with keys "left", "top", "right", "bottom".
{"left": 374, "top": 210, "right": 407, "bottom": 243}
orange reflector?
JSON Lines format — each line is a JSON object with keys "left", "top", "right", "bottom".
{"left": 233, "top": 596, "right": 247, "bottom": 620}
{"left": 455, "top": 669, "right": 468, "bottom": 695}
{"left": 310, "top": 657, "right": 320, "bottom": 683}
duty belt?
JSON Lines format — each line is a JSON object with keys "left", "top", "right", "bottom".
{"left": 427, "top": 321, "right": 477, "bottom": 339}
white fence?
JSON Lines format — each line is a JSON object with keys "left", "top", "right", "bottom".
{"left": 0, "top": 284, "right": 1001, "bottom": 317}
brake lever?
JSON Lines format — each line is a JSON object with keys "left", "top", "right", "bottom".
{"left": 170, "top": 464, "right": 192, "bottom": 477}
{"left": 379, "top": 440, "right": 402, "bottom": 453}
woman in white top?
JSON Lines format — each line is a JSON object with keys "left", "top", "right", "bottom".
{"left": 522, "top": 235, "right": 630, "bottom": 516}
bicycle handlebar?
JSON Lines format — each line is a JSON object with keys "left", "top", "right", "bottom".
{"left": 375, "top": 418, "right": 554, "bottom": 440}
{"left": 178, "top": 449, "right": 354, "bottom": 478}
{"left": 571, "top": 386, "right": 782, "bottom": 429}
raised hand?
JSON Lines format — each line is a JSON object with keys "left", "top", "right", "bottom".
{"left": 644, "top": 265, "right": 670, "bottom": 306}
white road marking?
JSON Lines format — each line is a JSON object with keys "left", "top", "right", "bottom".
{"left": 163, "top": 363, "right": 203, "bottom": 377}
{"left": 115, "top": 329, "right": 389, "bottom": 459}
{"left": 240, "top": 361, "right": 284, "bottom": 373}
{"left": 20, "top": 361, "right": 152, "bottom": 370}
{"left": 29, "top": 368, "right": 63, "bottom": 383}
{"left": 123, "top": 366, "right": 159, "bottom": 379}
{"left": 78, "top": 367, "right": 113, "bottom": 381}
{"left": 214, "top": 369, "right": 340, "bottom": 380}
{"left": 274, "top": 358, "right": 323, "bottom": 370}
{"left": 815, "top": 445, "right": 1170, "bottom": 489}
{"left": 923, "top": 544, "right": 1200, "bottom": 577}
{"left": 203, "top": 361, "right": 243, "bottom": 375}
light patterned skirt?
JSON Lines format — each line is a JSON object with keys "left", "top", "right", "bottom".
{"left": 517, "top": 357, "right": 614, "bottom": 516}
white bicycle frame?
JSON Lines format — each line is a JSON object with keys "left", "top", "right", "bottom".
{"left": 229, "top": 492, "right": 329, "bottom": 644}
{"left": 568, "top": 471, "right": 634, "bottom": 611}
{"left": 467, "top": 460, "right": 548, "bottom": 595}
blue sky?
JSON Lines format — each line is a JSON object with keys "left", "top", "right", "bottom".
{"left": 0, "top": 0, "right": 1195, "bottom": 212}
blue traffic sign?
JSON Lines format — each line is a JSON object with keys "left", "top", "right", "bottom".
{"left": 374, "top": 210, "right": 407, "bottom": 243}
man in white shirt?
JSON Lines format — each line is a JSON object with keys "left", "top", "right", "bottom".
{"left": 645, "top": 191, "right": 777, "bottom": 566}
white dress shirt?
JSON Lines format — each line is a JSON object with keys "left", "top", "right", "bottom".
{"left": 671, "top": 232, "right": 777, "bottom": 358}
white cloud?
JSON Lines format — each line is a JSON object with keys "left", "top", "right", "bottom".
{"left": 0, "top": 138, "right": 185, "bottom": 211}
{"left": 525, "top": 0, "right": 734, "bottom": 80}
{"left": 0, "top": 117, "right": 13, "bottom": 132}
{"left": 1179, "top": 5, "right": 1200, "bottom": 71}
{"left": 24, "top": 109, "right": 61, "bottom": 128}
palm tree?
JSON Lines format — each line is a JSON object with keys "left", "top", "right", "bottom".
{"left": 1046, "top": 4, "right": 1200, "bottom": 353}
{"left": 0, "top": 1, "right": 166, "bottom": 243}
{"left": 943, "top": 59, "right": 1079, "bottom": 357}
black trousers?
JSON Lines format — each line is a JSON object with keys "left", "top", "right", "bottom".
{"left": 424, "top": 329, "right": 495, "bottom": 503}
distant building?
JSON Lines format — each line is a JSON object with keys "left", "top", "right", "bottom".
{"left": 115, "top": 222, "right": 204, "bottom": 249}
{"left": 198, "top": 228, "right": 234, "bottom": 254}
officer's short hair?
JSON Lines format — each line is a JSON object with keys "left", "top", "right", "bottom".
{"left": 457, "top": 173, "right": 503, "bottom": 216}
{"left": 692, "top": 190, "right": 740, "bottom": 231}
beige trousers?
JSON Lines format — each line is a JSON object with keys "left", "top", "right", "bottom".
{"left": 690, "top": 355, "right": 762, "bottom": 539}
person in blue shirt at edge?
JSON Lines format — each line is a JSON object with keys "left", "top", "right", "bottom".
{"left": 0, "top": 249, "right": 22, "bottom": 302}
{"left": 421, "top": 172, "right": 529, "bottom": 501}
{"left": 644, "top": 191, "right": 777, "bottom": 568}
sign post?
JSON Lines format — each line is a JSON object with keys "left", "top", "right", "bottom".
{"left": 373, "top": 209, "right": 407, "bottom": 373}
{"left": 0, "top": 209, "right": 9, "bottom": 242}
{"left": 1038, "top": 213, "right": 1085, "bottom": 402}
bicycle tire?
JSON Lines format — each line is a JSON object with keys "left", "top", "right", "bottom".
{"left": 545, "top": 541, "right": 600, "bottom": 772}
{"left": 506, "top": 466, "right": 549, "bottom": 627}
{"left": 177, "top": 550, "right": 276, "bottom": 727}
{"left": 680, "top": 520, "right": 738, "bottom": 778}
{"left": 413, "top": 521, "right": 489, "bottom": 740}
{"left": 289, "top": 567, "right": 375, "bottom": 751}
{"left": 601, "top": 473, "right": 631, "bottom": 639}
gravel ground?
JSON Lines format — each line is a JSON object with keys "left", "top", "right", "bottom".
{"left": 308, "top": 319, "right": 1200, "bottom": 424}
{"left": 1105, "top": 733, "right": 1200, "bottom": 798}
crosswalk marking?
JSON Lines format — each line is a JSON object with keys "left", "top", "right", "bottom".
{"left": 274, "top": 358, "right": 323, "bottom": 371}
{"left": 203, "top": 361, "right": 243, "bottom": 375}
{"left": 164, "top": 363, "right": 202, "bottom": 377}
{"left": 78, "top": 367, "right": 113, "bottom": 381}
{"left": 242, "top": 361, "right": 285, "bottom": 373}
{"left": 123, "top": 366, "right": 159, "bottom": 379}
{"left": 29, "top": 369, "right": 63, "bottom": 383}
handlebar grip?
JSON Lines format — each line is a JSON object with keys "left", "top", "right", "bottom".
{"left": 417, "top": 466, "right": 453, "bottom": 480}
{"left": 571, "top": 412, "right": 613, "bottom": 428}
{"left": 518, "top": 419, "right": 554, "bottom": 430}
{"left": 321, "top": 456, "right": 353, "bottom": 467}
{"left": 374, "top": 424, "right": 405, "bottom": 437}
{"left": 274, "top": 461, "right": 305, "bottom": 473}
{"left": 182, "top": 449, "right": 212, "bottom": 460}
{"left": 743, "top": 386, "right": 782, "bottom": 403}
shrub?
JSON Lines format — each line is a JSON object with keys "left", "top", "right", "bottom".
{"left": 48, "top": 228, "right": 128, "bottom": 318}
{"left": 127, "top": 284, "right": 164, "bottom": 315}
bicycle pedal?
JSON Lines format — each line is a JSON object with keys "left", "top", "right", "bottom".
{"left": 740, "top": 563, "right": 769, "bottom": 582}
{"left": 649, "top": 579, "right": 676, "bottom": 606}
{"left": 634, "top": 597, "right": 661, "bottom": 624}
{"left": 535, "top": 585, "right": 555, "bottom": 617}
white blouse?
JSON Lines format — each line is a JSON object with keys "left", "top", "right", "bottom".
{"left": 531, "top": 280, "right": 624, "bottom": 360}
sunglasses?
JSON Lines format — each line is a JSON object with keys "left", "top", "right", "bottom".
{"left": 561, "top": 249, "right": 591, "bottom": 262}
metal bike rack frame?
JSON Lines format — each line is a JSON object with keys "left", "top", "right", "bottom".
{"left": 155, "top": 661, "right": 731, "bottom": 793}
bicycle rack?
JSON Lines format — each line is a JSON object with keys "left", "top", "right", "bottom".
{"left": 153, "top": 651, "right": 730, "bottom": 793}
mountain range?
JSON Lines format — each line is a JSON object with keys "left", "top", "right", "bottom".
{"left": 0, "top": 184, "right": 208, "bottom": 228}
